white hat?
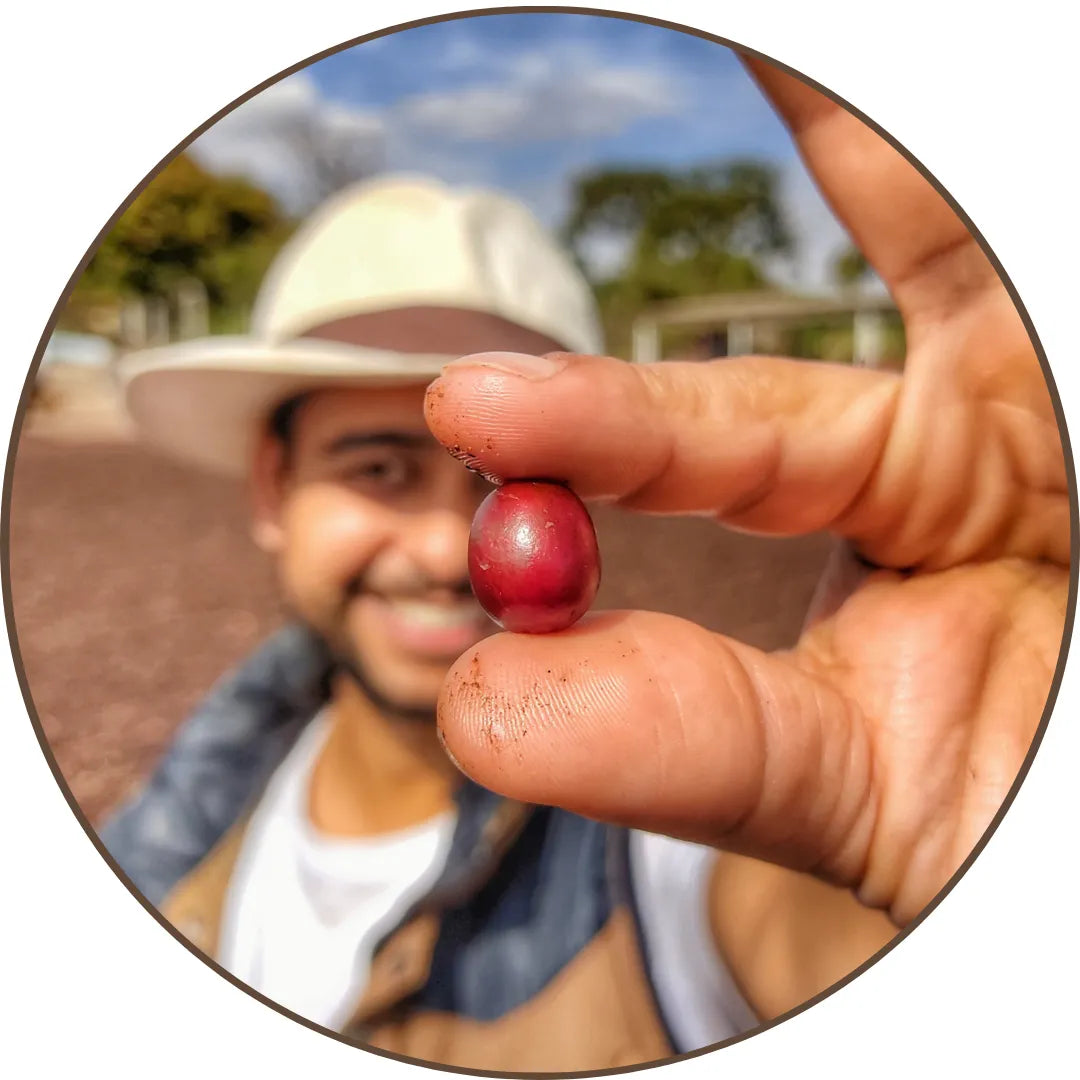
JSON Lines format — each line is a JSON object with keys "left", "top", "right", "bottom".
{"left": 118, "top": 174, "right": 603, "bottom": 477}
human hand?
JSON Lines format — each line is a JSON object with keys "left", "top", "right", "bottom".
{"left": 423, "top": 58, "right": 1069, "bottom": 928}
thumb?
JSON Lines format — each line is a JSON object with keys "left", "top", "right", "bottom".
{"left": 437, "top": 609, "right": 873, "bottom": 887}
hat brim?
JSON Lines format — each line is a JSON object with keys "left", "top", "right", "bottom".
{"left": 119, "top": 336, "right": 453, "bottom": 478}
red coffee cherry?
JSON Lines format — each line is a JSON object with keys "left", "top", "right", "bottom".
{"left": 469, "top": 480, "right": 601, "bottom": 634}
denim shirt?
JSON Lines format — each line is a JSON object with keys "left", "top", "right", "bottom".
{"left": 101, "top": 624, "right": 333, "bottom": 907}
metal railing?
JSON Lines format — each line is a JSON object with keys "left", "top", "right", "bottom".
{"left": 630, "top": 288, "right": 899, "bottom": 367}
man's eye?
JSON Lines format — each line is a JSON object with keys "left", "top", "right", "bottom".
{"left": 345, "top": 456, "right": 414, "bottom": 488}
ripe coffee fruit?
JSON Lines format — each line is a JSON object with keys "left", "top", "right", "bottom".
{"left": 469, "top": 480, "right": 601, "bottom": 634}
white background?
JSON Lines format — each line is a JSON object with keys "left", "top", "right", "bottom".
{"left": 2, "top": 1, "right": 1077, "bottom": 1076}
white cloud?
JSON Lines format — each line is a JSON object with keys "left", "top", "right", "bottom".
{"left": 188, "top": 72, "right": 384, "bottom": 212}
{"left": 432, "top": 32, "right": 486, "bottom": 73}
{"left": 394, "top": 54, "right": 681, "bottom": 143}
{"left": 188, "top": 38, "right": 683, "bottom": 212}
{"left": 398, "top": 87, "right": 521, "bottom": 141}
{"left": 212, "top": 72, "right": 321, "bottom": 133}
{"left": 321, "top": 102, "right": 383, "bottom": 140}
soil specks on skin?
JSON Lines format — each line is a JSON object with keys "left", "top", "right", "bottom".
{"left": 445, "top": 650, "right": 533, "bottom": 756}
{"left": 465, "top": 650, "right": 482, "bottom": 690}
{"left": 424, "top": 383, "right": 447, "bottom": 418}
{"left": 439, "top": 655, "right": 584, "bottom": 760}
{"left": 485, "top": 719, "right": 510, "bottom": 748}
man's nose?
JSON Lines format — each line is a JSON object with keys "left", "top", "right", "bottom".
{"left": 404, "top": 506, "right": 473, "bottom": 585}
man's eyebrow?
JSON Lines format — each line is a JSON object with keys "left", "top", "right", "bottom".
{"left": 322, "top": 431, "right": 431, "bottom": 455}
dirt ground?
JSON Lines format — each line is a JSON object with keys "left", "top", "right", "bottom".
{"left": 7, "top": 428, "right": 832, "bottom": 827}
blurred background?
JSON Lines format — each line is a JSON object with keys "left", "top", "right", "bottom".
{"left": 10, "top": 12, "right": 902, "bottom": 826}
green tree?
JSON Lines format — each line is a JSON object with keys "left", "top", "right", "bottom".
{"left": 66, "top": 153, "right": 294, "bottom": 334}
{"left": 562, "top": 161, "right": 793, "bottom": 354}
{"left": 832, "top": 244, "right": 872, "bottom": 286}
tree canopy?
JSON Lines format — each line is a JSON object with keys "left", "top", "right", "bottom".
{"left": 832, "top": 244, "right": 873, "bottom": 287}
{"left": 562, "top": 161, "right": 793, "bottom": 353}
{"left": 66, "top": 153, "right": 294, "bottom": 335}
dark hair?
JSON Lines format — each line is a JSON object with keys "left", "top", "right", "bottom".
{"left": 267, "top": 393, "right": 309, "bottom": 450}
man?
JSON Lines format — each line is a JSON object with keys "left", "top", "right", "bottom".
{"left": 101, "top": 59, "right": 1064, "bottom": 1072}
{"left": 104, "top": 168, "right": 797, "bottom": 1067}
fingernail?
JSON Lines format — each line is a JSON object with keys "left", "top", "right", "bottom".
{"left": 441, "top": 351, "right": 568, "bottom": 381}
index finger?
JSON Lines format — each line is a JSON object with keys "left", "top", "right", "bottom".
{"left": 742, "top": 55, "right": 1000, "bottom": 331}
{"left": 425, "top": 348, "right": 1065, "bottom": 568}
{"left": 426, "top": 349, "right": 906, "bottom": 543}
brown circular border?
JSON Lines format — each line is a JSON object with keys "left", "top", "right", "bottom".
{"left": 2, "top": 7, "right": 1076, "bottom": 1078}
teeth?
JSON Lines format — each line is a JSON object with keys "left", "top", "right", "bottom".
{"left": 387, "top": 599, "right": 484, "bottom": 629}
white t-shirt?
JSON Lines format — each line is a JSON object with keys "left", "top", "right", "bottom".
{"left": 218, "top": 713, "right": 757, "bottom": 1049}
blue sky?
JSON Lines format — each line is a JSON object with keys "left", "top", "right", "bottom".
{"left": 189, "top": 12, "right": 855, "bottom": 289}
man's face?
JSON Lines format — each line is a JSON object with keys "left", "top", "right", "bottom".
{"left": 252, "top": 384, "right": 496, "bottom": 714}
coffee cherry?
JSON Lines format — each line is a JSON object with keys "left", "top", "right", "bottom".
{"left": 469, "top": 480, "right": 601, "bottom": 634}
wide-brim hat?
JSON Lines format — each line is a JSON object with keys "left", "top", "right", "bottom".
{"left": 118, "top": 174, "right": 604, "bottom": 478}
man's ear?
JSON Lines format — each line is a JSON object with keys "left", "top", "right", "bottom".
{"left": 249, "top": 431, "right": 288, "bottom": 554}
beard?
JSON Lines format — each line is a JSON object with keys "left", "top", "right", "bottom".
{"left": 281, "top": 565, "right": 478, "bottom": 724}
{"left": 325, "top": 641, "right": 438, "bottom": 725}
{"left": 284, "top": 590, "right": 446, "bottom": 726}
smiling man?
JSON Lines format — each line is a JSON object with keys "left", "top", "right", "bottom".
{"left": 103, "top": 173, "right": 815, "bottom": 1066}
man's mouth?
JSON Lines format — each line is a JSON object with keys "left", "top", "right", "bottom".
{"left": 385, "top": 597, "right": 486, "bottom": 627}
{"left": 368, "top": 594, "right": 493, "bottom": 658}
